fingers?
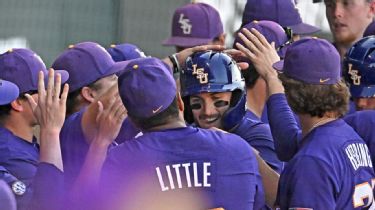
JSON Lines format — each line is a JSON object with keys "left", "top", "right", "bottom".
{"left": 60, "top": 84, "right": 69, "bottom": 106}
{"left": 237, "top": 62, "right": 249, "bottom": 70}
{"left": 25, "top": 93, "right": 38, "bottom": 111}
{"left": 235, "top": 42, "right": 255, "bottom": 59}
{"left": 54, "top": 73, "right": 62, "bottom": 101}
{"left": 38, "top": 71, "right": 46, "bottom": 97}
{"left": 96, "top": 101, "right": 104, "bottom": 123}
{"left": 250, "top": 28, "right": 271, "bottom": 48}
{"left": 46, "top": 68, "right": 55, "bottom": 104}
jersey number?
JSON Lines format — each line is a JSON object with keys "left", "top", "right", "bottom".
{"left": 353, "top": 179, "right": 375, "bottom": 209}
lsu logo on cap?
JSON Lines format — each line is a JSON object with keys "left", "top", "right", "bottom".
{"left": 179, "top": 13, "right": 192, "bottom": 34}
{"left": 348, "top": 63, "right": 362, "bottom": 85}
{"left": 192, "top": 64, "right": 208, "bottom": 84}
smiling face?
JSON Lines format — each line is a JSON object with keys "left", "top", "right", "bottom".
{"left": 189, "top": 92, "right": 232, "bottom": 129}
{"left": 325, "top": 0, "right": 374, "bottom": 45}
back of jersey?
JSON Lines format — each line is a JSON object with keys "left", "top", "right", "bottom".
{"left": 100, "top": 126, "right": 265, "bottom": 210}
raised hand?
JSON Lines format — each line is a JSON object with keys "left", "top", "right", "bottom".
{"left": 235, "top": 28, "right": 280, "bottom": 80}
{"left": 25, "top": 68, "right": 69, "bottom": 171}
{"left": 93, "top": 96, "right": 126, "bottom": 146}
{"left": 25, "top": 68, "right": 69, "bottom": 134}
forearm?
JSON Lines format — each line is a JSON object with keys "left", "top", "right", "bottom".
{"left": 39, "top": 130, "right": 63, "bottom": 171}
{"left": 254, "top": 150, "right": 279, "bottom": 208}
{"left": 71, "top": 138, "right": 111, "bottom": 194}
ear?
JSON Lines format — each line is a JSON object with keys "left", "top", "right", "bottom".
{"left": 81, "top": 87, "right": 96, "bottom": 103}
{"left": 10, "top": 99, "right": 24, "bottom": 112}
{"left": 368, "top": 0, "right": 375, "bottom": 17}
{"left": 176, "top": 92, "right": 184, "bottom": 112}
{"left": 217, "top": 33, "right": 226, "bottom": 46}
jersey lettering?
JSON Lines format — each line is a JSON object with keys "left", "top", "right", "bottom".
{"left": 353, "top": 179, "right": 375, "bottom": 209}
{"left": 156, "top": 162, "right": 211, "bottom": 191}
{"left": 345, "top": 143, "right": 373, "bottom": 171}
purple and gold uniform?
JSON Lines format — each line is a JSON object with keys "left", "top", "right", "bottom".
{"left": 0, "top": 49, "right": 68, "bottom": 210}
{"left": 60, "top": 109, "right": 140, "bottom": 188}
{"left": 103, "top": 127, "right": 265, "bottom": 210}
{"left": 268, "top": 38, "right": 375, "bottom": 209}
{"left": 233, "top": 114, "right": 284, "bottom": 173}
{"left": 100, "top": 57, "right": 265, "bottom": 210}
{"left": 276, "top": 119, "right": 375, "bottom": 209}
{"left": 52, "top": 42, "right": 140, "bottom": 189}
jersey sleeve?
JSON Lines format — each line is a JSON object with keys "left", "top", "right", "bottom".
{"left": 277, "top": 156, "right": 336, "bottom": 210}
{"left": 266, "top": 93, "right": 301, "bottom": 161}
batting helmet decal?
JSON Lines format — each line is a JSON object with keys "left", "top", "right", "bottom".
{"left": 180, "top": 50, "right": 246, "bottom": 131}
{"left": 344, "top": 36, "right": 375, "bottom": 98}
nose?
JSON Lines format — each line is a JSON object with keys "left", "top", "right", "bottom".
{"left": 202, "top": 102, "right": 217, "bottom": 116}
{"left": 333, "top": 2, "right": 344, "bottom": 18}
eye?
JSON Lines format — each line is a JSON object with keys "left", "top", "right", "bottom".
{"left": 190, "top": 103, "right": 202, "bottom": 110}
{"left": 214, "top": 100, "right": 229, "bottom": 108}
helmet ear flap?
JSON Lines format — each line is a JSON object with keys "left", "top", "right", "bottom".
{"left": 222, "top": 90, "right": 246, "bottom": 131}
{"left": 183, "top": 96, "right": 194, "bottom": 124}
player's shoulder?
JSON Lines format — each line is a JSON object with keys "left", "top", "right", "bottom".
{"left": 197, "top": 128, "right": 255, "bottom": 155}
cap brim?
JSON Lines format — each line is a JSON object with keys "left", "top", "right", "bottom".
{"left": 162, "top": 36, "right": 213, "bottom": 47}
{"left": 272, "top": 60, "right": 284, "bottom": 72}
{"left": 104, "top": 60, "right": 132, "bottom": 78}
{"left": 289, "top": 23, "right": 321, "bottom": 35}
{"left": 0, "top": 80, "right": 19, "bottom": 105}
{"left": 350, "top": 85, "right": 375, "bottom": 98}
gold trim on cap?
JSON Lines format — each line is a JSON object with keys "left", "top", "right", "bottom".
{"left": 133, "top": 64, "right": 139, "bottom": 69}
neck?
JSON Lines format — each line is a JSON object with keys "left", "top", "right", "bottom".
{"left": 145, "top": 117, "right": 187, "bottom": 132}
{"left": 334, "top": 41, "right": 356, "bottom": 60}
{"left": 299, "top": 114, "right": 337, "bottom": 137}
{"left": 246, "top": 81, "right": 267, "bottom": 118}
{"left": 3, "top": 116, "right": 34, "bottom": 143}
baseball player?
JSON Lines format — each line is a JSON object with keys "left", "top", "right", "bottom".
{"left": 323, "top": 0, "right": 375, "bottom": 59}
{"left": 51, "top": 42, "right": 129, "bottom": 190}
{"left": 233, "top": 20, "right": 294, "bottom": 123}
{"left": 0, "top": 49, "right": 69, "bottom": 210}
{"left": 163, "top": 2, "right": 225, "bottom": 52}
{"left": 99, "top": 57, "right": 265, "bottom": 210}
{"left": 0, "top": 80, "right": 18, "bottom": 210}
{"left": 241, "top": 0, "right": 320, "bottom": 39}
{"left": 180, "top": 50, "right": 283, "bottom": 175}
{"left": 237, "top": 29, "right": 375, "bottom": 208}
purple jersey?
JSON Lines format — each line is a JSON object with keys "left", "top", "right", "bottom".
{"left": 100, "top": 126, "right": 265, "bottom": 210}
{"left": 234, "top": 113, "right": 283, "bottom": 173}
{"left": 276, "top": 119, "right": 375, "bottom": 209}
{"left": 343, "top": 110, "right": 375, "bottom": 169}
{"left": 60, "top": 108, "right": 141, "bottom": 189}
{"left": 0, "top": 126, "right": 39, "bottom": 210}
{"left": 267, "top": 93, "right": 375, "bottom": 167}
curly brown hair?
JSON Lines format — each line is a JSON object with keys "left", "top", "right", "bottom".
{"left": 279, "top": 74, "right": 350, "bottom": 118}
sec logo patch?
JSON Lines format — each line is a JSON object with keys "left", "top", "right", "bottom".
{"left": 12, "top": 180, "right": 26, "bottom": 196}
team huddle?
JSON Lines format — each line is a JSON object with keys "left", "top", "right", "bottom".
{"left": 1, "top": 0, "right": 375, "bottom": 209}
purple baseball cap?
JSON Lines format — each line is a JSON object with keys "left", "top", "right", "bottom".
{"left": 242, "top": 0, "right": 320, "bottom": 35}
{"left": 162, "top": 2, "right": 224, "bottom": 47}
{"left": 52, "top": 42, "right": 131, "bottom": 93}
{"left": 273, "top": 37, "right": 341, "bottom": 84}
{"left": 233, "top": 20, "right": 290, "bottom": 58}
{"left": 106, "top": 43, "right": 146, "bottom": 62}
{"left": 0, "top": 80, "right": 19, "bottom": 105}
{"left": 0, "top": 49, "right": 69, "bottom": 94}
{"left": 364, "top": 21, "right": 375, "bottom": 37}
{"left": 118, "top": 57, "right": 176, "bottom": 119}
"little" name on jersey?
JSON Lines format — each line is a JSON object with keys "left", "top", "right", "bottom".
{"left": 345, "top": 143, "right": 373, "bottom": 171}
{"left": 156, "top": 162, "right": 211, "bottom": 192}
